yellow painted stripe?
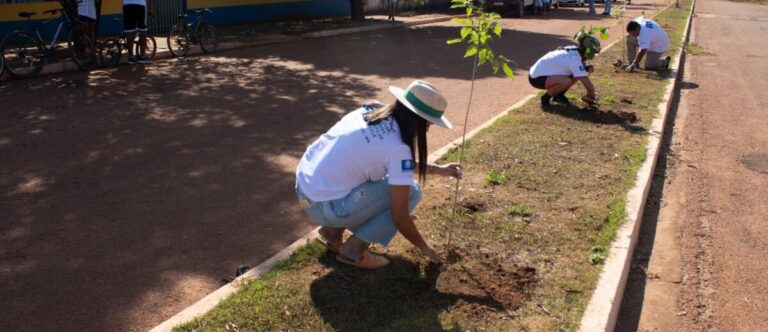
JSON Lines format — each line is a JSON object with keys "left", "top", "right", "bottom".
{"left": 0, "top": 3, "right": 60, "bottom": 22}
{"left": 188, "top": 0, "right": 308, "bottom": 9}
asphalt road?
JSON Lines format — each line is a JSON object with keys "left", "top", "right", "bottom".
{"left": 0, "top": 2, "right": 667, "bottom": 331}
{"left": 617, "top": 0, "right": 768, "bottom": 330}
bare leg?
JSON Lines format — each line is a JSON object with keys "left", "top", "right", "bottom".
{"left": 138, "top": 31, "right": 147, "bottom": 57}
{"left": 546, "top": 76, "right": 578, "bottom": 96}
{"left": 318, "top": 226, "right": 344, "bottom": 243}
{"left": 127, "top": 31, "right": 136, "bottom": 57}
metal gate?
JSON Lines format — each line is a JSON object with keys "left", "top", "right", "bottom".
{"left": 148, "top": 0, "right": 186, "bottom": 35}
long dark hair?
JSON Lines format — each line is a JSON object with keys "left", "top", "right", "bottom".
{"left": 364, "top": 101, "right": 429, "bottom": 183}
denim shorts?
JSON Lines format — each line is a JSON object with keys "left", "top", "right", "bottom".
{"left": 296, "top": 177, "right": 422, "bottom": 246}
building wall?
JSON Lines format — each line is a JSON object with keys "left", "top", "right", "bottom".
{"left": 0, "top": 0, "right": 448, "bottom": 39}
{"left": 0, "top": 0, "right": 349, "bottom": 38}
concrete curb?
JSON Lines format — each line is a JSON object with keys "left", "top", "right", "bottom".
{"left": 578, "top": 1, "right": 696, "bottom": 331}
{"left": 0, "top": 15, "right": 459, "bottom": 82}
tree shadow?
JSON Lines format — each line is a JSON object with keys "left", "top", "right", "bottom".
{"left": 540, "top": 103, "right": 647, "bottom": 132}
{"left": 0, "top": 51, "right": 377, "bottom": 332}
{"left": 309, "top": 253, "right": 507, "bottom": 331}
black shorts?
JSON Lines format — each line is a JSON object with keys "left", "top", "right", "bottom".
{"left": 78, "top": 15, "right": 96, "bottom": 24}
{"left": 528, "top": 75, "right": 548, "bottom": 89}
{"left": 123, "top": 4, "right": 147, "bottom": 32}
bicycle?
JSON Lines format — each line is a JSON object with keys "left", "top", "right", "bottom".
{"left": 167, "top": 8, "right": 219, "bottom": 57}
{"left": 0, "top": 2, "right": 97, "bottom": 79}
{"left": 99, "top": 17, "right": 157, "bottom": 67}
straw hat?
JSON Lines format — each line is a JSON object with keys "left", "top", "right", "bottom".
{"left": 389, "top": 80, "right": 452, "bottom": 129}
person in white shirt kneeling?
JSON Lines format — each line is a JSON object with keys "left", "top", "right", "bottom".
{"left": 625, "top": 18, "right": 671, "bottom": 71}
{"left": 295, "top": 80, "right": 462, "bottom": 269}
{"left": 528, "top": 34, "right": 601, "bottom": 107}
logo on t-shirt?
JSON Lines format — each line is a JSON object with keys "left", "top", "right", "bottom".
{"left": 401, "top": 159, "right": 414, "bottom": 172}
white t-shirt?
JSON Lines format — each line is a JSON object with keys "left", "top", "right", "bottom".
{"left": 635, "top": 17, "right": 669, "bottom": 53}
{"left": 78, "top": 0, "right": 96, "bottom": 19}
{"left": 123, "top": 0, "right": 147, "bottom": 6}
{"left": 529, "top": 47, "right": 588, "bottom": 78}
{"left": 296, "top": 105, "right": 416, "bottom": 202}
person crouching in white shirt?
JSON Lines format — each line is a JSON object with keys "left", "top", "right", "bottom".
{"left": 528, "top": 35, "right": 601, "bottom": 107}
{"left": 295, "top": 80, "right": 462, "bottom": 269}
{"left": 625, "top": 18, "right": 671, "bottom": 71}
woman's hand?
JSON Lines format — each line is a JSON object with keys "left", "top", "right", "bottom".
{"left": 435, "top": 163, "right": 462, "bottom": 179}
{"left": 420, "top": 244, "right": 446, "bottom": 263}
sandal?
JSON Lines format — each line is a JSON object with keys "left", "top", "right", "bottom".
{"left": 337, "top": 251, "right": 390, "bottom": 269}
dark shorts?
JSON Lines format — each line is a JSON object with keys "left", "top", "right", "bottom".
{"left": 528, "top": 75, "right": 548, "bottom": 89}
{"left": 122, "top": 4, "right": 147, "bottom": 32}
{"left": 78, "top": 15, "right": 96, "bottom": 24}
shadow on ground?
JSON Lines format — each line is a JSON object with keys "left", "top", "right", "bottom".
{"left": 540, "top": 103, "right": 646, "bottom": 132}
{"left": 310, "top": 253, "right": 508, "bottom": 331}
{"left": 0, "top": 51, "right": 375, "bottom": 331}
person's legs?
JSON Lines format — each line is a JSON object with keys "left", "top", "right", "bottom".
{"left": 545, "top": 76, "right": 577, "bottom": 97}
{"left": 627, "top": 34, "right": 639, "bottom": 63}
{"left": 603, "top": 0, "right": 611, "bottom": 15}
{"left": 644, "top": 51, "right": 663, "bottom": 69}
{"left": 123, "top": 5, "right": 137, "bottom": 61}
{"left": 127, "top": 32, "right": 136, "bottom": 59}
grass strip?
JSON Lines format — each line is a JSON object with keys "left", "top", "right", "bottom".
{"left": 174, "top": 2, "right": 692, "bottom": 331}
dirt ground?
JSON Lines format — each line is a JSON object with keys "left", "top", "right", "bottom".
{"left": 0, "top": 2, "right": 668, "bottom": 331}
{"left": 617, "top": 0, "right": 768, "bottom": 330}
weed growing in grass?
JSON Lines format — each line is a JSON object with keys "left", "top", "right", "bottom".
{"left": 507, "top": 204, "right": 534, "bottom": 217}
{"left": 601, "top": 95, "right": 617, "bottom": 104}
{"left": 685, "top": 42, "right": 713, "bottom": 56}
{"left": 485, "top": 170, "right": 509, "bottom": 185}
{"left": 590, "top": 245, "right": 607, "bottom": 265}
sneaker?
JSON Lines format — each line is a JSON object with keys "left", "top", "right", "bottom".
{"left": 137, "top": 56, "right": 151, "bottom": 65}
{"left": 553, "top": 93, "right": 571, "bottom": 105}
{"left": 540, "top": 93, "right": 552, "bottom": 106}
{"left": 662, "top": 56, "right": 672, "bottom": 69}
{"left": 127, "top": 56, "right": 136, "bottom": 65}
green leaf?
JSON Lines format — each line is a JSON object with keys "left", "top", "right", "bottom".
{"left": 450, "top": 4, "right": 465, "bottom": 8}
{"left": 600, "top": 31, "right": 609, "bottom": 40}
{"left": 490, "top": 58, "right": 500, "bottom": 73}
{"left": 478, "top": 48, "right": 488, "bottom": 65}
{"left": 446, "top": 38, "right": 463, "bottom": 45}
{"left": 452, "top": 18, "right": 472, "bottom": 25}
{"left": 464, "top": 45, "right": 478, "bottom": 57}
{"left": 493, "top": 23, "right": 503, "bottom": 37}
{"left": 460, "top": 27, "right": 472, "bottom": 39}
{"left": 502, "top": 62, "right": 515, "bottom": 79}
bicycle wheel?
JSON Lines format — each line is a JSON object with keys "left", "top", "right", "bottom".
{"left": 68, "top": 32, "right": 98, "bottom": 71}
{"left": 197, "top": 23, "right": 219, "bottom": 53}
{"left": 0, "top": 30, "right": 45, "bottom": 79}
{"left": 98, "top": 38, "right": 122, "bottom": 67}
{"left": 168, "top": 26, "right": 190, "bottom": 57}
{"left": 134, "top": 35, "right": 157, "bottom": 60}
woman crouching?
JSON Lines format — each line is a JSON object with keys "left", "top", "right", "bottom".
{"left": 295, "top": 80, "right": 461, "bottom": 269}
